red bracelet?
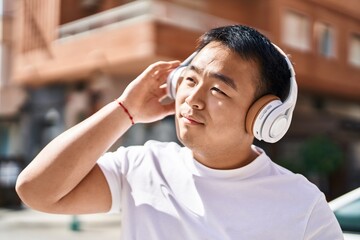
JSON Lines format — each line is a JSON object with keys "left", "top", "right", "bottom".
{"left": 115, "top": 99, "right": 134, "bottom": 125}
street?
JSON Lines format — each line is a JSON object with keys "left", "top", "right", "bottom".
{"left": 0, "top": 208, "right": 121, "bottom": 240}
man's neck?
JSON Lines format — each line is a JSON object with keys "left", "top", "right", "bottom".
{"left": 192, "top": 145, "right": 259, "bottom": 170}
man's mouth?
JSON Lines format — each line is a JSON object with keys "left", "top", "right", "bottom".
{"left": 181, "top": 113, "right": 204, "bottom": 125}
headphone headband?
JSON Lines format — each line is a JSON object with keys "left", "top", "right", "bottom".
{"left": 272, "top": 43, "right": 298, "bottom": 109}
{"left": 249, "top": 44, "right": 298, "bottom": 142}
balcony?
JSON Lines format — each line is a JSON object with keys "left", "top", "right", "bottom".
{"left": 12, "top": 0, "right": 234, "bottom": 86}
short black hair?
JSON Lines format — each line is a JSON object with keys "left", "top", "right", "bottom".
{"left": 196, "top": 25, "right": 291, "bottom": 101}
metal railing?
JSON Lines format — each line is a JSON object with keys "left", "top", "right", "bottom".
{"left": 57, "top": 0, "right": 234, "bottom": 41}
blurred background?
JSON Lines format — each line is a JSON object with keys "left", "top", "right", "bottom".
{"left": 0, "top": 0, "right": 359, "bottom": 238}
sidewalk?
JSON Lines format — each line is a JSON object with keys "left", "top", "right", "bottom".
{"left": 0, "top": 207, "right": 121, "bottom": 240}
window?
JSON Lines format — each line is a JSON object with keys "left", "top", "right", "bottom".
{"left": 349, "top": 34, "right": 360, "bottom": 67}
{"left": 282, "top": 10, "right": 311, "bottom": 51}
{"left": 315, "top": 22, "right": 336, "bottom": 58}
{"left": 81, "top": 0, "right": 102, "bottom": 11}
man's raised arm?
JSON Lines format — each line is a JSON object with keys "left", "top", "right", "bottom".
{"left": 15, "top": 61, "right": 179, "bottom": 214}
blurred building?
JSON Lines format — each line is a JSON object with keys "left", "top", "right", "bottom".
{"left": 2, "top": 0, "right": 360, "bottom": 201}
{"left": 0, "top": 0, "right": 26, "bottom": 208}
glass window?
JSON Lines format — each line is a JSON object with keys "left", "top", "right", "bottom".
{"left": 315, "top": 22, "right": 336, "bottom": 58}
{"left": 349, "top": 34, "right": 360, "bottom": 67}
{"left": 282, "top": 10, "right": 311, "bottom": 51}
{"left": 334, "top": 198, "right": 360, "bottom": 233}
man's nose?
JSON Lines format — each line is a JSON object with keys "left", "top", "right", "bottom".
{"left": 185, "top": 85, "right": 205, "bottom": 110}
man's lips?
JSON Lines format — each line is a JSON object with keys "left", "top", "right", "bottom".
{"left": 181, "top": 113, "right": 204, "bottom": 125}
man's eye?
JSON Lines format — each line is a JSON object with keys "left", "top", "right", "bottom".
{"left": 185, "top": 78, "right": 196, "bottom": 85}
{"left": 211, "top": 87, "right": 227, "bottom": 96}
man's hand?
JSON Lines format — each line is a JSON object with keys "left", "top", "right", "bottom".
{"left": 118, "top": 60, "right": 180, "bottom": 124}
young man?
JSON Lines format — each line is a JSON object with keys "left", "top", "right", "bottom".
{"left": 16, "top": 25, "right": 343, "bottom": 239}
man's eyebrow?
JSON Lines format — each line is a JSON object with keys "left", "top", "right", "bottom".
{"left": 189, "top": 65, "right": 201, "bottom": 74}
{"left": 189, "top": 64, "right": 238, "bottom": 91}
{"left": 210, "top": 72, "right": 238, "bottom": 91}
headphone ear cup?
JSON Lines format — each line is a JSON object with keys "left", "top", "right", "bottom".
{"left": 245, "top": 95, "right": 281, "bottom": 138}
{"left": 167, "top": 66, "right": 186, "bottom": 99}
{"left": 167, "top": 52, "right": 198, "bottom": 99}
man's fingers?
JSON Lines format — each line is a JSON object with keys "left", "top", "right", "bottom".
{"left": 157, "top": 85, "right": 168, "bottom": 99}
{"left": 157, "top": 67, "right": 175, "bottom": 84}
{"left": 143, "top": 61, "right": 180, "bottom": 78}
{"left": 151, "top": 60, "right": 181, "bottom": 71}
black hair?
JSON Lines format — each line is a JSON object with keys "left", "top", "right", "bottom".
{"left": 196, "top": 25, "right": 291, "bottom": 101}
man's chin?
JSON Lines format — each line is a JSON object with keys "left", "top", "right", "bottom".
{"left": 177, "top": 130, "right": 203, "bottom": 149}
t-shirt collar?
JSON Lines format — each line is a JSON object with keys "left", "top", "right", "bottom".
{"left": 182, "top": 145, "right": 270, "bottom": 180}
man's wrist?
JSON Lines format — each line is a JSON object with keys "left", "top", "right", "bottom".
{"left": 114, "top": 98, "right": 135, "bottom": 125}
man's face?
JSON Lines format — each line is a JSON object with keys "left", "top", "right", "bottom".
{"left": 175, "top": 41, "right": 259, "bottom": 159}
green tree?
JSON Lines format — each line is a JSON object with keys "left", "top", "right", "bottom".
{"left": 300, "top": 135, "right": 343, "bottom": 175}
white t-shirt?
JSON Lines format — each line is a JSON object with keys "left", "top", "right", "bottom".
{"left": 97, "top": 141, "right": 343, "bottom": 240}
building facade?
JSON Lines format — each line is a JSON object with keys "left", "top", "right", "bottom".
{"left": 3, "top": 0, "right": 360, "bottom": 201}
{"left": 0, "top": 0, "right": 27, "bottom": 207}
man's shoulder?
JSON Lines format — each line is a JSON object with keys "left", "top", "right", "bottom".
{"left": 255, "top": 152, "right": 324, "bottom": 199}
{"left": 269, "top": 161, "right": 324, "bottom": 199}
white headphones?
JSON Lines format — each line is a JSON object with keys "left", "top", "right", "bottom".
{"left": 166, "top": 52, "right": 198, "bottom": 100}
{"left": 166, "top": 44, "right": 297, "bottom": 143}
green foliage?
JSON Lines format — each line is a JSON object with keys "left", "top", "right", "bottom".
{"left": 276, "top": 135, "right": 343, "bottom": 175}
{"left": 276, "top": 156, "right": 306, "bottom": 174}
{"left": 300, "top": 135, "right": 343, "bottom": 174}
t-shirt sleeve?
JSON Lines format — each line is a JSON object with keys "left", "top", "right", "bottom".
{"left": 97, "top": 142, "right": 164, "bottom": 213}
{"left": 303, "top": 193, "right": 344, "bottom": 240}
{"left": 97, "top": 146, "right": 129, "bottom": 213}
